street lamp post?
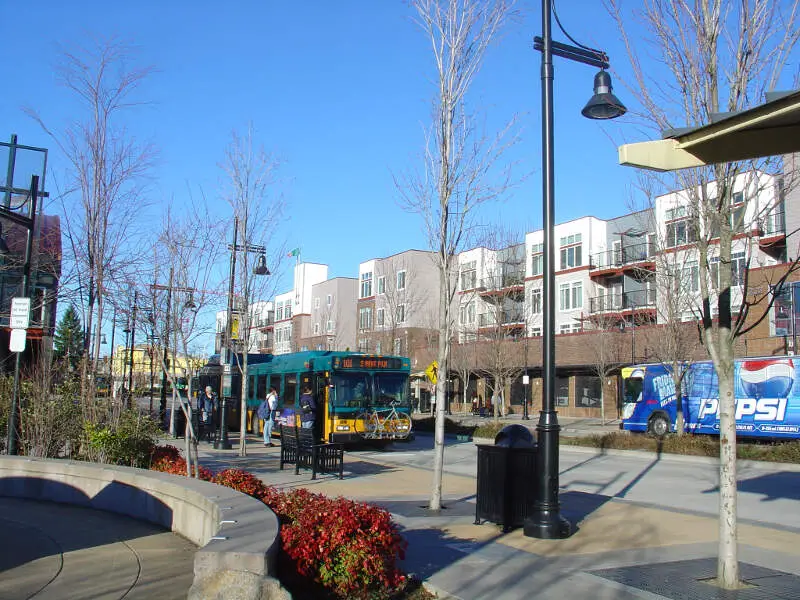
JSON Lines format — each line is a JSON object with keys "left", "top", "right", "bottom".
{"left": 217, "top": 215, "right": 269, "bottom": 451}
{"left": 526, "top": 1, "right": 626, "bottom": 540}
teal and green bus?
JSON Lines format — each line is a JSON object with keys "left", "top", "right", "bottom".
{"left": 240, "top": 351, "right": 412, "bottom": 443}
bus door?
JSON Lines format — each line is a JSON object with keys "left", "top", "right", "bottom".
{"left": 313, "top": 373, "right": 329, "bottom": 441}
{"left": 283, "top": 373, "right": 299, "bottom": 427}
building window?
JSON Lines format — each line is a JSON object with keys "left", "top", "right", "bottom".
{"left": 326, "top": 319, "right": 333, "bottom": 333}
{"left": 530, "top": 243, "right": 543, "bottom": 276}
{"left": 559, "top": 234, "right": 582, "bottom": 270}
{"left": 666, "top": 218, "right": 697, "bottom": 248}
{"left": 314, "top": 297, "right": 320, "bottom": 309}
{"left": 276, "top": 303, "right": 283, "bottom": 321}
{"left": 732, "top": 251, "right": 746, "bottom": 286}
{"left": 682, "top": 260, "right": 699, "bottom": 292}
{"left": 731, "top": 192, "right": 746, "bottom": 232}
{"left": 393, "top": 337, "right": 402, "bottom": 355}
{"left": 377, "top": 308, "right": 385, "bottom": 327}
{"left": 360, "top": 272, "right": 373, "bottom": 298}
{"left": 359, "top": 307, "right": 373, "bottom": 331}
{"left": 460, "top": 301, "right": 475, "bottom": 325}
{"left": 377, "top": 276, "right": 385, "bottom": 295}
{"left": 531, "top": 327, "right": 541, "bottom": 337}
{"left": 460, "top": 260, "right": 477, "bottom": 290}
{"left": 327, "top": 294, "right": 333, "bottom": 306}
{"left": 531, "top": 288, "right": 542, "bottom": 314}
{"left": 313, "top": 322, "right": 320, "bottom": 335}
{"left": 559, "top": 281, "right": 582, "bottom": 311}
{"left": 559, "top": 324, "right": 572, "bottom": 334}
{"left": 358, "top": 338, "right": 369, "bottom": 353}
{"left": 397, "top": 270, "right": 406, "bottom": 290}
{"left": 284, "top": 303, "right": 292, "bottom": 319}
{"left": 396, "top": 303, "right": 406, "bottom": 324}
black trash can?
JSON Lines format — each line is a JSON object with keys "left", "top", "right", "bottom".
{"left": 475, "top": 424, "right": 537, "bottom": 532}
{"left": 172, "top": 403, "right": 199, "bottom": 439}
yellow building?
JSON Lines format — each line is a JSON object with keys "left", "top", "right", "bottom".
{"left": 111, "top": 344, "right": 205, "bottom": 391}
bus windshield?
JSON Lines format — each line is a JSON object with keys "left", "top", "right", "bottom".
{"left": 623, "top": 376, "right": 644, "bottom": 404}
{"left": 374, "top": 373, "right": 411, "bottom": 409}
{"left": 331, "top": 373, "right": 371, "bottom": 409}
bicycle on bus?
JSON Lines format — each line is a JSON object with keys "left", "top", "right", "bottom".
{"left": 354, "top": 400, "right": 412, "bottom": 440}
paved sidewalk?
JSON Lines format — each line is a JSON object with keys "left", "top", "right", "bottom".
{"left": 197, "top": 436, "right": 800, "bottom": 600}
{"left": 0, "top": 498, "right": 195, "bottom": 600}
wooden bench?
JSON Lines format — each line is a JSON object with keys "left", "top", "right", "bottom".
{"left": 279, "top": 425, "right": 344, "bottom": 480}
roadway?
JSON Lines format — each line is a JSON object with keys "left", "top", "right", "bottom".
{"left": 352, "top": 433, "right": 800, "bottom": 531}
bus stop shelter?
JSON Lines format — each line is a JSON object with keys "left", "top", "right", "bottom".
{"left": 618, "top": 89, "right": 800, "bottom": 171}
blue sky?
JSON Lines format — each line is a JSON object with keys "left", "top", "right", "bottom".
{"left": 1, "top": 0, "right": 640, "bottom": 288}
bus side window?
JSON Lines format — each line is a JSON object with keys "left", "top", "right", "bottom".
{"left": 284, "top": 374, "right": 298, "bottom": 407}
{"left": 249, "top": 375, "right": 255, "bottom": 400}
{"left": 270, "top": 375, "right": 281, "bottom": 401}
{"left": 257, "top": 375, "right": 267, "bottom": 399}
{"left": 314, "top": 375, "right": 327, "bottom": 412}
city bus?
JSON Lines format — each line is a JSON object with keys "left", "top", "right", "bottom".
{"left": 242, "top": 351, "right": 413, "bottom": 443}
{"left": 621, "top": 357, "right": 800, "bottom": 439}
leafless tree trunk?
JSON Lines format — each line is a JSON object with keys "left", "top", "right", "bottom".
{"left": 401, "top": 0, "right": 517, "bottom": 511}
{"left": 608, "top": 0, "right": 800, "bottom": 587}
{"left": 221, "top": 126, "right": 286, "bottom": 457}
{"left": 26, "top": 37, "right": 154, "bottom": 404}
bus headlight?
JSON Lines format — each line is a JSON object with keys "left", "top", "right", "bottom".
{"left": 336, "top": 424, "right": 351, "bottom": 432}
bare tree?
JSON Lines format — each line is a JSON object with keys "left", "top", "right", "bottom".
{"left": 608, "top": 0, "right": 800, "bottom": 587}
{"left": 400, "top": 0, "right": 517, "bottom": 511}
{"left": 221, "top": 126, "right": 286, "bottom": 457}
{"left": 583, "top": 311, "right": 628, "bottom": 425}
{"left": 26, "top": 37, "right": 155, "bottom": 402}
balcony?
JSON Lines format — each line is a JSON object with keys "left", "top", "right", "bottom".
{"left": 253, "top": 315, "right": 274, "bottom": 330}
{"left": 477, "top": 309, "right": 525, "bottom": 328}
{"left": 588, "top": 288, "right": 656, "bottom": 314}
{"left": 590, "top": 241, "right": 655, "bottom": 279}
{"left": 478, "top": 273, "right": 525, "bottom": 300}
{"left": 758, "top": 208, "right": 786, "bottom": 258}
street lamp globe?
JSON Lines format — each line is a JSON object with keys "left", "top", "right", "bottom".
{"left": 581, "top": 69, "right": 627, "bottom": 120}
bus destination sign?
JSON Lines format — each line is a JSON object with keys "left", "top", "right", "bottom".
{"left": 339, "top": 356, "right": 404, "bottom": 370}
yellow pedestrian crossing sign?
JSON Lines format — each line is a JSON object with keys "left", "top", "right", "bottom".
{"left": 425, "top": 360, "right": 438, "bottom": 384}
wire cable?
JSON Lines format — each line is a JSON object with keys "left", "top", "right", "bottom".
{"left": 552, "top": 0, "right": 606, "bottom": 60}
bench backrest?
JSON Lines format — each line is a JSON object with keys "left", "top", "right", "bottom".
{"left": 297, "top": 427, "right": 316, "bottom": 450}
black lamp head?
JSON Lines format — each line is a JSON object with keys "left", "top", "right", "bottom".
{"left": 582, "top": 69, "right": 627, "bottom": 120}
{"left": 253, "top": 254, "right": 270, "bottom": 276}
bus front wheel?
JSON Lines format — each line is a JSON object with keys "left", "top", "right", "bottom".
{"left": 648, "top": 414, "right": 670, "bottom": 438}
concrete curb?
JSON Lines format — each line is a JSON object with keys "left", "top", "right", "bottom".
{"left": 561, "top": 443, "right": 800, "bottom": 472}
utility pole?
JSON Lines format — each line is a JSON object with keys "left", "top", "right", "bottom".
{"left": 161, "top": 267, "right": 173, "bottom": 432}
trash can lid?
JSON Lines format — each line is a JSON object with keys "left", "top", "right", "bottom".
{"left": 494, "top": 424, "right": 536, "bottom": 448}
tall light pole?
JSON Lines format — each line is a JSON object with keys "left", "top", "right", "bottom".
{"left": 218, "top": 215, "right": 269, "bottom": 451}
{"left": 527, "top": 1, "right": 626, "bottom": 540}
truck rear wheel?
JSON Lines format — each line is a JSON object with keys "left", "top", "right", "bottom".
{"left": 648, "top": 414, "right": 670, "bottom": 438}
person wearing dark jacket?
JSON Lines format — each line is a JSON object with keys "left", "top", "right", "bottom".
{"left": 299, "top": 387, "right": 316, "bottom": 429}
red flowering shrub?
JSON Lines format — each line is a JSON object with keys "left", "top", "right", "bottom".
{"left": 277, "top": 490, "right": 407, "bottom": 599}
{"left": 212, "top": 468, "right": 270, "bottom": 500}
{"left": 150, "top": 455, "right": 214, "bottom": 481}
{"left": 146, "top": 453, "right": 409, "bottom": 599}
{"left": 150, "top": 444, "right": 181, "bottom": 465}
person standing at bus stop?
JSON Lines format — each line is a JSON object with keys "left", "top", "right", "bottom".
{"left": 299, "top": 386, "right": 316, "bottom": 430}
{"left": 259, "top": 387, "right": 278, "bottom": 446}
{"left": 198, "top": 386, "right": 218, "bottom": 443}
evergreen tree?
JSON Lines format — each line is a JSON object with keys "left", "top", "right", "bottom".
{"left": 54, "top": 305, "right": 84, "bottom": 370}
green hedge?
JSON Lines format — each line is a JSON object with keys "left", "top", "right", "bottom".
{"left": 563, "top": 432, "right": 800, "bottom": 463}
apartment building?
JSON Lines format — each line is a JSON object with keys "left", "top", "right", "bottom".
{"left": 215, "top": 300, "right": 273, "bottom": 355}
{"left": 301, "top": 277, "right": 358, "bottom": 351}
{"left": 357, "top": 250, "right": 442, "bottom": 366}
{"left": 272, "top": 262, "right": 328, "bottom": 355}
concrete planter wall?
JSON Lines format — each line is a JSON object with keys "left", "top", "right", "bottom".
{"left": 0, "top": 456, "right": 285, "bottom": 599}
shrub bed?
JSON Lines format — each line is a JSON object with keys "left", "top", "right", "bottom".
{"left": 149, "top": 446, "right": 415, "bottom": 599}
{"left": 562, "top": 432, "right": 800, "bottom": 463}
{"left": 412, "top": 416, "right": 476, "bottom": 436}
{"left": 472, "top": 422, "right": 508, "bottom": 440}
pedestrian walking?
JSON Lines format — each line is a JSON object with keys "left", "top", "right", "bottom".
{"left": 198, "top": 386, "right": 218, "bottom": 443}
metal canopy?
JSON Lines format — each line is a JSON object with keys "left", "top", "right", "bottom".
{"left": 618, "top": 89, "right": 800, "bottom": 171}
